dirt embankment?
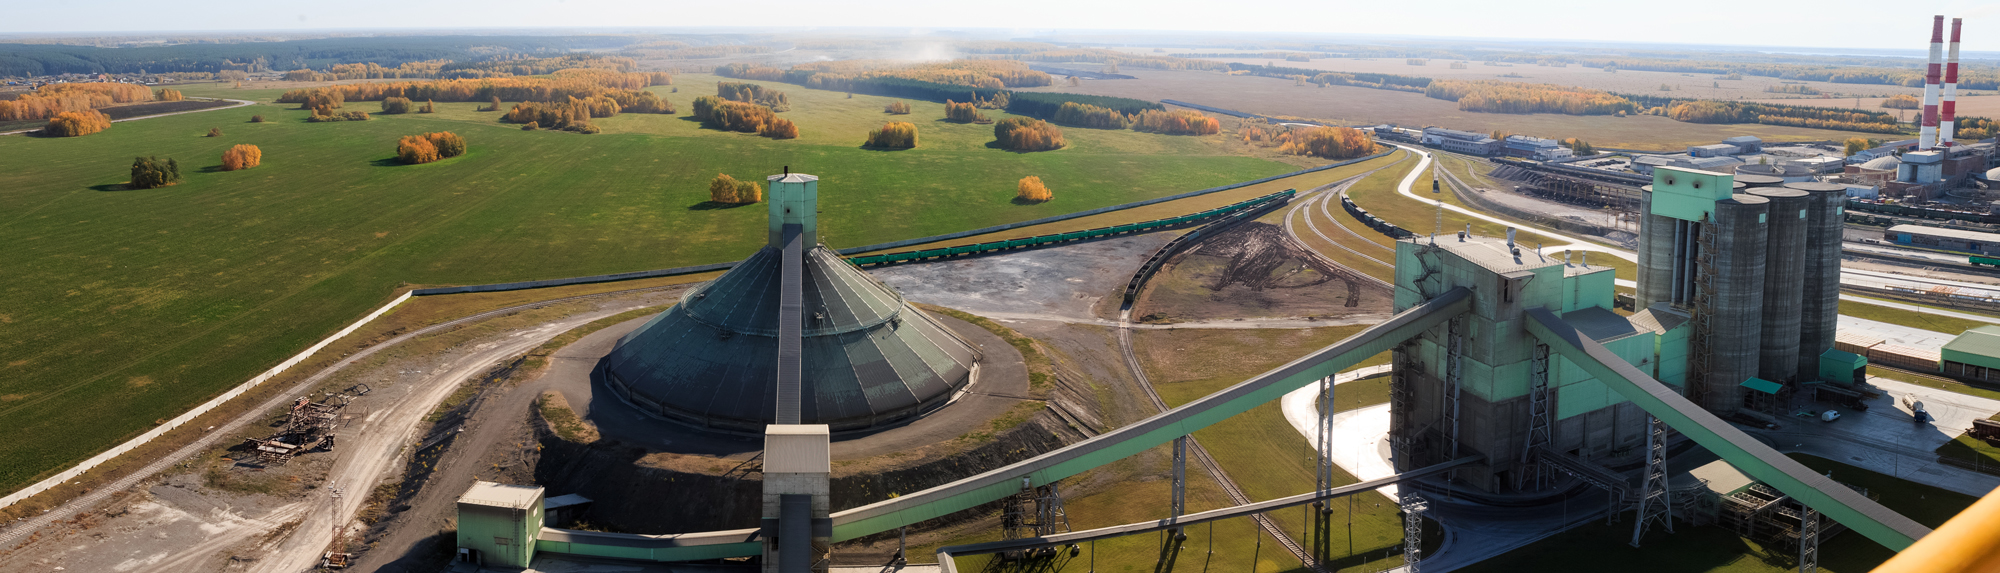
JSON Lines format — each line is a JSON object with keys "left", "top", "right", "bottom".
{"left": 529, "top": 408, "right": 1076, "bottom": 534}
{"left": 1135, "top": 221, "right": 1391, "bottom": 322}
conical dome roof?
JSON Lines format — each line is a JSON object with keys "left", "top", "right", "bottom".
{"left": 599, "top": 174, "right": 981, "bottom": 432}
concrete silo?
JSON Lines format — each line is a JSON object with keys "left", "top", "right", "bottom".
{"left": 1636, "top": 186, "right": 1681, "bottom": 309}
{"left": 1698, "top": 194, "right": 1770, "bottom": 413}
{"left": 1788, "top": 181, "right": 1848, "bottom": 378}
{"left": 1748, "top": 188, "right": 1810, "bottom": 384}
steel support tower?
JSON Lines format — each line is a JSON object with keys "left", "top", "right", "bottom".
{"left": 1631, "top": 415, "right": 1675, "bottom": 547}
{"left": 1520, "top": 343, "right": 1553, "bottom": 490}
{"left": 1401, "top": 495, "right": 1429, "bottom": 573}
{"left": 1800, "top": 505, "right": 1820, "bottom": 573}
{"left": 1170, "top": 437, "right": 1187, "bottom": 520}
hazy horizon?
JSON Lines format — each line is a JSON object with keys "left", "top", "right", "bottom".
{"left": 3, "top": 0, "right": 1998, "bottom": 53}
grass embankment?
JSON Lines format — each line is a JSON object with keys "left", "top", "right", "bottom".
{"left": 1344, "top": 150, "right": 1637, "bottom": 283}
{"left": 1459, "top": 454, "right": 1977, "bottom": 573}
{"left": 0, "top": 77, "right": 1295, "bottom": 495}
{"left": 915, "top": 304, "right": 1055, "bottom": 444}
{"left": 1839, "top": 299, "right": 1989, "bottom": 336}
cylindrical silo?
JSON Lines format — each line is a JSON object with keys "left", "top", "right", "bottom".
{"left": 1789, "top": 181, "right": 1848, "bottom": 378}
{"left": 1749, "top": 188, "right": 1810, "bottom": 384}
{"left": 1699, "top": 194, "right": 1769, "bottom": 414}
{"left": 1736, "top": 174, "right": 1786, "bottom": 188}
{"left": 1637, "top": 186, "right": 1679, "bottom": 309}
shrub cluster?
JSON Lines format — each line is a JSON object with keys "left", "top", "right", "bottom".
{"left": 694, "top": 96, "right": 791, "bottom": 137}
{"left": 759, "top": 118, "right": 799, "bottom": 139}
{"left": 206, "top": 127, "right": 223, "bottom": 137}
{"left": 396, "top": 132, "right": 467, "bottom": 164}
{"left": 154, "top": 88, "right": 184, "bottom": 102}
{"left": 885, "top": 101, "right": 911, "bottom": 114}
{"left": 221, "top": 144, "right": 262, "bottom": 171}
{"left": 1276, "top": 126, "right": 1375, "bottom": 159}
{"left": 709, "top": 173, "right": 764, "bottom": 204}
{"left": 129, "top": 156, "right": 182, "bottom": 189}
{"left": 993, "top": 118, "right": 1065, "bottom": 152}
{"left": 1017, "top": 176, "right": 1052, "bottom": 202}
{"left": 502, "top": 96, "right": 616, "bottom": 130}
{"left": 381, "top": 97, "right": 413, "bottom": 114}
{"left": 44, "top": 110, "right": 111, "bottom": 137}
{"left": 864, "top": 122, "right": 918, "bottom": 148}
{"left": 605, "top": 89, "right": 674, "bottom": 114}
{"left": 307, "top": 110, "right": 371, "bottom": 122}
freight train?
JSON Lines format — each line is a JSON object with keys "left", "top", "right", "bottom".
{"left": 847, "top": 189, "right": 1297, "bottom": 266}
{"left": 1340, "top": 194, "right": 1417, "bottom": 239}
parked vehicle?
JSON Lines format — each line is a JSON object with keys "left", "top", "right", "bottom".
{"left": 1820, "top": 410, "right": 1841, "bottom": 422}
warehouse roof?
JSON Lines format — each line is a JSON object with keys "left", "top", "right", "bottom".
{"left": 459, "top": 481, "right": 543, "bottom": 511}
{"left": 1563, "top": 306, "right": 1644, "bottom": 343}
{"left": 1723, "top": 136, "right": 1763, "bottom": 145}
{"left": 1633, "top": 155, "right": 1675, "bottom": 166}
{"left": 1943, "top": 326, "right": 2000, "bottom": 362}
{"left": 1741, "top": 378, "right": 1784, "bottom": 395}
{"left": 1681, "top": 156, "right": 1744, "bottom": 170}
{"left": 1887, "top": 224, "right": 2000, "bottom": 243}
{"left": 1691, "top": 144, "right": 1739, "bottom": 153}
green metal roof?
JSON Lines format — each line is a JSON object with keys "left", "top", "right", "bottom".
{"left": 1820, "top": 348, "right": 1866, "bottom": 369}
{"left": 1740, "top": 378, "right": 1784, "bottom": 395}
{"left": 1943, "top": 325, "right": 2000, "bottom": 364}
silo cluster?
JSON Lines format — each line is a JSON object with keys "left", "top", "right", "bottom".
{"left": 1636, "top": 169, "right": 1845, "bottom": 415}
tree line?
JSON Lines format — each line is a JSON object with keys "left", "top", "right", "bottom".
{"left": 275, "top": 71, "right": 672, "bottom": 106}
{"left": 1424, "top": 80, "right": 1637, "bottom": 115}
{"left": 1276, "top": 126, "right": 1375, "bottom": 160}
{"left": 438, "top": 54, "right": 637, "bottom": 78}
{"left": 717, "top": 82, "right": 790, "bottom": 111}
{"left": 1052, "top": 102, "right": 1127, "bottom": 129}
{"left": 502, "top": 97, "right": 617, "bottom": 132}
{"left": 0, "top": 82, "right": 152, "bottom": 121}
{"left": 44, "top": 110, "right": 111, "bottom": 136}
{"left": 1131, "top": 109, "right": 1221, "bottom": 135}
{"left": 283, "top": 60, "right": 451, "bottom": 81}
{"left": 691, "top": 96, "right": 797, "bottom": 138}
{"left": 0, "top": 35, "right": 645, "bottom": 77}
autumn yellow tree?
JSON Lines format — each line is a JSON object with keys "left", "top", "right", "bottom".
{"left": 1881, "top": 94, "right": 1920, "bottom": 110}
{"left": 1844, "top": 137, "right": 1871, "bottom": 156}
{"left": 44, "top": 110, "right": 111, "bottom": 137}
{"left": 709, "top": 173, "right": 765, "bottom": 204}
{"left": 154, "top": 88, "right": 185, "bottom": 102}
{"left": 993, "top": 118, "right": 1065, "bottom": 151}
{"left": 760, "top": 118, "right": 799, "bottom": 139}
{"left": 381, "top": 96, "right": 414, "bottom": 114}
{"left": 885, "top": 101, "right": 911, "bottom": 114}
{"left": 397, "top": 135, "right": 441, "bottom": 164}
{"left": 944, "top": 100, "right": 987, "bottom": 123}
{"left": 1016, "top": 176, "right": 1053, "bottom": 202}
{"left": 206, "top": 127, "right": 223, "bottom": 137}
{"left": 424, "top": 132, "right": 467, "bottom": 158}
{"left": 221, "top": 144, "right": 263, "bottom": 171}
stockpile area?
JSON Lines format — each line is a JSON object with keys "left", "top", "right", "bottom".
{"left": 1133, "top": 222, "right": 1390, "bottom": 323}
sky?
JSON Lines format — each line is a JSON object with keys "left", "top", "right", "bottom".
{"left": 4, "top": 0, "right": 2000, "bottom": 53}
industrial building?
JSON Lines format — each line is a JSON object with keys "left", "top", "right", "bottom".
{"left": 1422, "top": 127, "right": 1501, "bottom": 156}
{"left": 1504, "top": 135, "right": 1573, "bottom": 161}
{"left": 1884, "top": 224, "right": 2000, "bottom": 255}
{"left": 1390, "top": 165, "right": 1851, "bottom": 494}
{"left": 1942, "top": 326, "right": 2000, "bottom": 382}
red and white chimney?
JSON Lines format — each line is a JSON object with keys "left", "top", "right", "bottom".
{"left": 1941, "top": 17, "right": 1963, "bottom": 147}
{"left": 1920, "top": 15, "right": 1944, "bottom": 150}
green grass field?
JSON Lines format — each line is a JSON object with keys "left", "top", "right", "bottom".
{"left": 0, "top": 77, "right": 1297, "bottom": 494}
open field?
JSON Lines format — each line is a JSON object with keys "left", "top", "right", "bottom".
{"left": 1022, "top": 70, "right": 1887, "bottom": 150}
{"left": 1179, "top": 56, "right": 1935, "bottom": 101}
{"left": 1457, "top": 454, "right": 1977, "bottom": 573}
{"left": 0, "top": 76, "right": 1296, "bottom": 495}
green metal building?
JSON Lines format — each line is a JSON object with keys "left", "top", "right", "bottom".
{"left": 456, "top": 481, "right": 545, "bottom": 568}
{"left": 1941, "top": 325, "right": 2000, "bottom": 382}
{"left": 1391, "top": 232, "right": 1691, "bottom": 492}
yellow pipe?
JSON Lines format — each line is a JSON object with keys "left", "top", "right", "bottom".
{"left": 1873, "top": 485, "right": 2000, "bottom": 573}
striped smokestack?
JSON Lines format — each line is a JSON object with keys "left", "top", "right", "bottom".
{"left": 1942, "top": 17, "right": 1962, "bottom": 147}
{"left": 1920, "top": 15, "right": 1944, "bottom": 150}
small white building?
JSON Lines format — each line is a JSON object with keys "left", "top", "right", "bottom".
{"left": 1688, "top": 143, "right": 1740, "bottom": 158}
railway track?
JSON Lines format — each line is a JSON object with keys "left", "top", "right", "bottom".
{"left": 1115, "top": 309, "right": 1315, "bottom": 568}
{"left": 0, "top": 282, "right": 687, "bottom": 550}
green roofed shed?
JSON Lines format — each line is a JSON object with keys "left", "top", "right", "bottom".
{"left": 1820, "top": 349, "right": 1867, "bottom": 386}
{"left": 1942, "top": 326, "right": 2000, "bottom": 372}
{"left": 1740, "top": 378, "right": 1784, "bottom": 395}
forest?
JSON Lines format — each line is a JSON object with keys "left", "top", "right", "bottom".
{"left": 275, "top": 70, "right": 672, "bottom": 105}
{"left": 0, "top": 35, "right": 646, "bottom": 77}
{"left": 0, "top": 82, "right": 151, "bottom": 120}
{"left": 1424, "top": 80, "right": 1637, "bottom": 116}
